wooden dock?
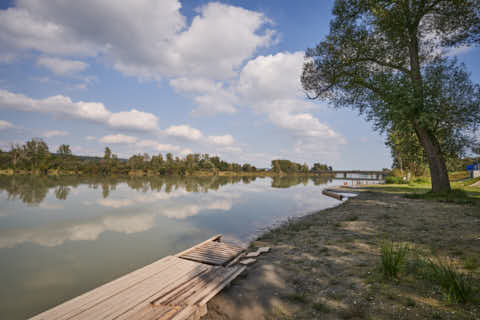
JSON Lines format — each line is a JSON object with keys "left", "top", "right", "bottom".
{"left": 31, "top": 235, "right": 246, "bottom": 320}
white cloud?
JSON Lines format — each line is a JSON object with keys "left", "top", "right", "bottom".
{"left": 0, "top": 89, "right": 158, "bottom": 132}
{"left": 208, "top": 134, "right": 235, "bottom": 146}
{"left": 99, "top": 134, "right": 137, "bottom": 144}
{"left": 43, "top": 130, "right": 69, "bottom": 138}
{"left": 107, "top": 109, "right": 158, "bottom": 131}
{"left": 0, "top": 1, "right": 273, "bottom": 81}
{"left": 165, "top": 124, "right": 203, "bottom": 141}
{"left": 86, "top": 136, "right": 96, "bottom": 141}
{"left": 0, "top": 213, "right": 156, "bottom": 248}
{"left": 170, "top": 77, "right": 238, "bottom": 115}
{"left": 0, "top": 120, "right": 14, "bottom": 130}
{"left": 170, "top": 3, "right": 274, "bottom": 79}
{"left": 137, "top": 140, "right": 180, "bottom": 152}
{"left": 237, "top": 52, "right": 306, "bottom": 104}
{"left": 37, "top": 56, "right": 87, "bottom": 75}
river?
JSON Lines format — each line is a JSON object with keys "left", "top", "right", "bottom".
{"left": 0, "top": 174, "right": 349, "bottom": 319}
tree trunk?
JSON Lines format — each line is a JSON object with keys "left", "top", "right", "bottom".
{"left": 414, "top": 124, "right": 451, "bottom": 193}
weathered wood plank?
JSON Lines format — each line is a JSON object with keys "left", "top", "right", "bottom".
{"left": 31, "top": 256, "right": 180, "bottom": 320}
{"left": 31, "top": 234, "right": 246, "bottom": 320}
{"left": 175, "top": 235, "right": 222, "bottom": 258}
{"left": 75, "top": 259, "right": 210, "bottom": 320}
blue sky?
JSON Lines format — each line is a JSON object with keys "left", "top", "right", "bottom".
{"left": 0, "top": 0, "right": 478, "bottom": 170}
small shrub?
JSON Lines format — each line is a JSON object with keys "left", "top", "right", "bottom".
{"left": 427, "top": 258, "right": 476, "bottom": 304}
{"left": 380, "top": 241, "right": 409, "bottom": 279}
{"left": 385, "top": 176, "right": 407, "bottom": 184}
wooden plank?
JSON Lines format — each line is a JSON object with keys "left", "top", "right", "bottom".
{"left": 197, "top": 266, "right": 246, "bottom": 306}
{"left": 200, "top": 242, "right": 244, "bottom": 254}
{"left": 181, "top": 251, "right": 232, "bottom": 262}
{"left": 175, "top": 235, "right": 222, "bottom": 258}
{"left": 31, "top": 256, "right": 180, "bottom": 320}
{"left": 178, "top": 255, "right": 225, "bottom": 266}
{"left": 179, "top": 240, "right": 245, "bottom": 266}
{"left": 322, "top": 189, "right": 343, "bottom": 200}
{"left": 32, "top": 234, "right": 246, "bottom": 320}
{"left": 155, "top": 268, "right": 225, "bottom": 306}
{"left": 180, "top": 250, "right": 239, "bottom": 266}
{"left": 113, "top": 261, "right": 212, "bottom": 320}
{"left": 226, "top": 252, "right": 245, "bottom": 267}
{"left": 77, "top": 259, "right": 210, "bottom": 320}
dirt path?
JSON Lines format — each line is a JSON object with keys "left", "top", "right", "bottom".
{"left": 203, "top": 190, "right": 480, "bottom": 320}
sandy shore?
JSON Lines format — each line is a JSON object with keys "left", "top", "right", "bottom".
{"left": 202, "top": 188, "right": 479, "bottom": 319}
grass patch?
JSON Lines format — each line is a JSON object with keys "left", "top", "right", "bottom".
{"left": 426, "top": 258, "right": 477, "bottom": 304}
{"left": 380, "top": 241, "right": 408, "bottom": 279}
{"left": 405, "top": 189, "right": 475, "bottom": 205}
{"left": 408, "top": 251, "right": 477, "bottom": 304}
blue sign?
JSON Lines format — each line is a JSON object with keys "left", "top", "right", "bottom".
{"left": 467, "top": 164, "right": 479, "bottom": 171}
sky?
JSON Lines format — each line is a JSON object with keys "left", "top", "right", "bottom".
{"left": 0, "top": 0, "right": 479, "bottom": 170}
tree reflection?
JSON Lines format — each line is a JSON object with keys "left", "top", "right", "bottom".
{"left": 54, "top": 186, "right": 70, "bottom": 200}
{"left": 0, "top": 174, "right": 329, "bottom": 205}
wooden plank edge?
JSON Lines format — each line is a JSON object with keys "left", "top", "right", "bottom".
{"left": 175, "top": 235, "right": 222, "bottom": 258}
{"left": 226, "top": 252, "right": 246, "bottom": 267}
{"left": 197, "top": 266, "right": 246, "bottom": 308}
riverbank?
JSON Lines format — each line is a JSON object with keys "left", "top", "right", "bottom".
{"left": 203, "top": 186, "right": 480, "bottom": 319}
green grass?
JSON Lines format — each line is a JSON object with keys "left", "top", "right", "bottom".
{"left": 380, "top": 241, "right": 409, "bottom": 279}
{"left": 405, "top": 189, "right": 475, "bottom": 205}
{"left": 365, "top": 177, "right": 480, "bottom": 205}
{"left": 426, "top": 258, "right": 477, "bottom": 304}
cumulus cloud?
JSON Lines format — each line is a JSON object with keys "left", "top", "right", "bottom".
{"left": 37, "top": 56, "right": 87, "bottom": 75}
{"left": 165, "top": 124, "right": 203, "bottom": 141}
{"left": 235, "top": 52, "right": 347, "bottom": 155}
{"left": 43, "top": 130, "right": 69, "bottom": 138}
{"left": 0, "top": 119, "right": 14, "bottom": 130}
{"left": 107, "top": 109, "right": 158, "bottom": 131}
{"left": 208, "top": 134, "right": 235, "bottom": 146}
{"left": 0, "top": 1, "right": 273, "bottom": 81}
{"left": 170, "top": 77, "right": 238, "bottom": 115}
{"left": 170, "top": 3, "right": 274, "bottom": 79}
{"left": 99, "top": 134, "right": 137, "bottom": 144}
{"left": 0, "top": 89, "right": 158, "bottom": 131}
{"left": 137, "top": 139, "right": 181, "bottom": 152}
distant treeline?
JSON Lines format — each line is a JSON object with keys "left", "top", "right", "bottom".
{"left": 0, "top": 138, "right": 333, "bottom": 176}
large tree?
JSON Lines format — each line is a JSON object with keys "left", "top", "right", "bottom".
{"left": 302, "top": 0, "right": 480, "bottom": 193}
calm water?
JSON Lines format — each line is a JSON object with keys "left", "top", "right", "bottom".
{"left": 0, "top": 175, "right": 346, "bottom": 319}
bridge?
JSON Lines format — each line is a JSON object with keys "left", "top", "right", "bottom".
{"left": 330, "top": 170, "right": 387, "bottom": 180}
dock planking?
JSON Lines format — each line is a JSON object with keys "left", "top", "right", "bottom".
{"left": 31, "top": 235, "right": 246, "bottom": 320}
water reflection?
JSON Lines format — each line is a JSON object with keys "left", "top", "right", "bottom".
{"left": 0, "top": 174, "right": 343, "bottom": 320}
{"left": 0, "top": 175, "right": 332, "bottom": 205}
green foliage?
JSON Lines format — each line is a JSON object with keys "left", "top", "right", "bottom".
{"left": 0, "top": 138, "right": 319, "bottom": 176}
{"left": 301, "top": 0, "right": 480, "bottom": 193}
{"left": 380, "top": 241, "right": 408, "bottom": 279}
{"left": 385, "top": 176, "right": 407, "bottom": 184}
{"left": 426, "top": 258, "right": 476, "bottom": 304}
